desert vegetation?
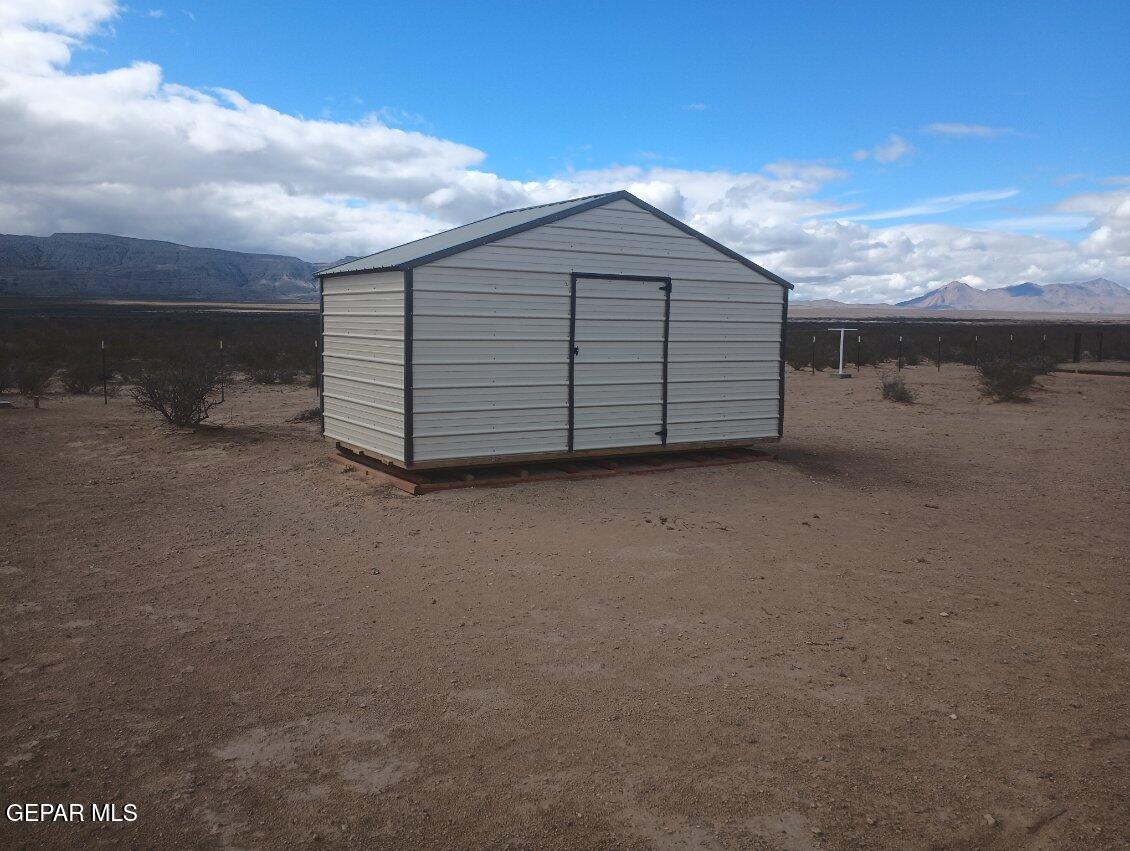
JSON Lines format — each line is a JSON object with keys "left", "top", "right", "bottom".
{"left": 976, "top": 359, "right": 1038, "bottom": 402}
{"left": 880, "top": 373, "right": 916, "bottom": 403}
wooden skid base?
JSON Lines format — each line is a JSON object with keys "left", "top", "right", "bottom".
{"left": 331, "top": 445, "right": 775, "bottom": 495}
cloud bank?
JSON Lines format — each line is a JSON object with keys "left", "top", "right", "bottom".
{"left": 0, "top": 1, "right": 1127, "bottom": 303}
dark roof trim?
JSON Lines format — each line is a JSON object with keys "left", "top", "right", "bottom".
{"left": 318, "top": 190, "right": 793, "bottom": 288}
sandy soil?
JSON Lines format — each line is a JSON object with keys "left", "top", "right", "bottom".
{"left": 2, "top": 366, "right": 1128, "bottom": 850}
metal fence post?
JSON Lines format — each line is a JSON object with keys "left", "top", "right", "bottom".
{"left": 811, "top": 335, "right": 816, "bottom": 375}
{"left": 973, "top": 335, "right": 978, "bottom": 366}
{"left": 219, "top": 339, "right": 225, "bottom": 402}
{"left": 855, "top": 334, "right": 862, "bottom": 370}
{"left": 936, "top": 336, "right": 942, "bottom": 371}
{"left": 1008, "top": 333, "right": 1013, "bottom": 361}
{"left": 101, "top": 340, "right": 107, "bottom": 405}
{"left": 898, "top": 335, "right": 903, "bottom": 371}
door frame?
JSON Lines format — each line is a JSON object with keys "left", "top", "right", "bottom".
{"left": 567, "top": 272, "right": 672, "bottom": 453}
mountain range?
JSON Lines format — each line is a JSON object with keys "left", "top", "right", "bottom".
{"left": 0, "top": 232, "right": 333, "bottom": 301}
{"left": 1, "top": 231, "right": 1128, "bottom": 313}
{"left": 895, "top": 278, "right": 1130, "bottom": 314}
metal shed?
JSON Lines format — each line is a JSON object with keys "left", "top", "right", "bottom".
{"left": 317, "top": 190, "right": 792, "bottom": 470}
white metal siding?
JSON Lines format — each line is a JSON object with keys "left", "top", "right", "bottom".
{"left": 667, "top": 280, "right": 783, "bottom": 443}
{"left": 411, "top": 267, "right": 568, "bottom": 461}
{"left": 409, "top": 199, "right": 783, "bottom": 462}
{"left": 321, "top": 271, "right": 405, "bottom": 460}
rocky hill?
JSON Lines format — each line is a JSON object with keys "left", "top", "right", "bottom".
{"left": 897, "top": 278, "right": 1130, "bottom": 314}
{"left": 0, "top": 233, "right": 330, "bottom": 301}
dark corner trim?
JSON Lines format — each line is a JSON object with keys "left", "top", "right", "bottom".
{"left": 778, "top": 288, "right": 788, "bottom": 438}
{"left": 318, "top": 274, "right": 325, "bottom": 437}
{"left": 567, "top": 273, "right": 578, "bottom": 453}
{"left": 404, "top": 269, "right": 414, "bottom": 467}
{"left": 660, "top": 277, "right": 672, "bottom": 445}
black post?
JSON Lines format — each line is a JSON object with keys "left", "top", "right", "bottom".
{"left": 1097, "top": 332, "right": 1104, "bottom": 362}
{"left": 936, "top": 336, "right": 942, "bottom": 371}
{"left": 973, "top": 335, "right": 979, "bottom": 366}
{"left": 897, "top": 335, "right": 903, "bottom": 371}
{"left": 219, "top": 339, "right": 225, "bottom": 403}
{"left": 855, "top": 334, "right": 862, "bottom": 370}
{"left": 811, "top": 335, "right": 816, "bottom": 375}
{"left": 1072, "top": 332, "right": 1082, "bottom": 363}
{"left": 1040, "top": 333, "right": 1046, "bottom": 359}
{"left": 1008, "top": 333, "right": 1013, "bottom": 361}
{"left": 101, "top": 340, "right": 107, "bottom": 405}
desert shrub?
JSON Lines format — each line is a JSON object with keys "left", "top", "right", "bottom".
{"left": 902, "top": 350, "right": 922, "bottom": 366}
{"left": 786, "top": 354, "right": 809, "bottom": 371}
{"left": 977, "top": 359, "right": 1036, "bottom": 402}
{"left": 130, "top": 358, "right": 222, "bottom": 427}
{"left": 880, "top": 374, "right": 916, "bottom": 404}
{"left": 289, "top": 406, "right": 322, "bottom": 423}
{"left": 60, "top": 358, "right": 103, "bottom": 394}
{"left": 1025, "top": 354, "right": 1058, "bottom": 375}
{"left": 247, "top": 366, "right": 297, "bottom": 385}
{"left": 16, "top": 362, "right": 54, "bottom": 399}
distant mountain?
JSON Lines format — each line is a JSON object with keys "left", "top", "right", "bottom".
{"left": 0, "top": 232, "right": 333, "bottom": 301}
{"left": 897, "top": 278, "right": 1130, "bottom": 314}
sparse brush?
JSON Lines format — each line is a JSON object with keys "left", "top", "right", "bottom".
{"left": 289, "top": 406, "right": 322, "bottom": 423}
{"left": 16, "top": 362, "right": 54, "bottom": 400}
{"left": 903, "top": 351, "right": 922, "bottom": 366}
{"left": 786, "top": 355, "right": 809, "bottom": 371}
{"left": 1025, "top": 354, "right": 1058, "bottom": 375}
{"left": 977, "top": 359, "right": 1037, "bottom": 402}
{"left": 880, "top": 374, "right": 916, "bottom": 404}
{"left": 60, "top": 359, "right": 103, "bottom": 394}
{"left": 130, "top": 358, "right": 222, "bottom": 427}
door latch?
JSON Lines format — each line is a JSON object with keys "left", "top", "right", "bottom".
{"left": 572, "top": 345, "right": 580, "bottom": 356}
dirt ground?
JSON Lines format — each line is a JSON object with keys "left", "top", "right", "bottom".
{"left": 2, "top": 365, "right": 1128, "bottom": 850}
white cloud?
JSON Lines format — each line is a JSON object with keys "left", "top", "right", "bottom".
{"left": 851, "top": 188, "right": 1020, "bottom": 222}
{"left": 0, "top": 1, "right": 1127, "bottom": 302}
{"left": 852, "top": 134, "right": 913, "bottom": 164}
{"left": 924, "top": 122, "right": 1015, "bottom": 138}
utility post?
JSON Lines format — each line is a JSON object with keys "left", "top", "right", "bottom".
{"left": 828, "top": 328, "right": 857, "bottom": 378}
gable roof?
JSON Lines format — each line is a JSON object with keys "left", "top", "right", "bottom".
{"left": 318, "top": 190, "right": 793, "bottom": 288}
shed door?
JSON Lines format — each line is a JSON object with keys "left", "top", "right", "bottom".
{"left": 569, "top": 275, "right": 671, "bottom": 451}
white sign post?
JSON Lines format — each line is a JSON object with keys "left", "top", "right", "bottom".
{"left": 828, "top": 328, "right": 857, "bottom": 378}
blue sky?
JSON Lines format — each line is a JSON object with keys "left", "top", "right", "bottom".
{"left": 3, "top": 0, "right": 1129, "bottom": 300}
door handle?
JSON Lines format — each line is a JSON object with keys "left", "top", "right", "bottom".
{"left": 572, "top": 345, "right": 580, "bottom": 356}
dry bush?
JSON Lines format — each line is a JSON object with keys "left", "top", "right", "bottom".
{"left": 130, "top": 359, "right": 221, "bottom": 427}
{"left": 289, "top": 406, "right": 322, "bottom": 423}
{"left": 786, "top": 354, "right": 809, "bottom": 371}
{"left": 977, "top": 359, "right": 1037, "bottom": 402}
{"left": 1026, "top": 354, "right": 1059, "bottom": 376}
{"left": 60, "top": 359, "right": 103, "bottom": 394}
{"left": 16, "top": 362, "right": 54, "bottom": 399}
{"left": 880, "top": 374, "right": 916, "bottom": 404}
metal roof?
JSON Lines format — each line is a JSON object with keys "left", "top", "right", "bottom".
{"left": 318, "top": 190, "right": 792, "bottom": 288}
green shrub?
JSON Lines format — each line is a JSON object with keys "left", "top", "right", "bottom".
{"left": 880, "top": 374, "right": 916, "bottom": 404}
{"left": 977, "top": 359, "right": 1037, "bottom": 402}
{"left": 16, "top": 362, "right": 54, "bottom": 399}
{"left": 60, "top": 359, "right": 103, "bottom": 394}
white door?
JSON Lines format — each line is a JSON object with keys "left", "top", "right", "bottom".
{"left": 570, "top": 275, "right": 670, "bottom": 451}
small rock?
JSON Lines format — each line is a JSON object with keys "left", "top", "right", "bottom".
{"left": 984, "top": 813, "right": 997, "bottom": 827}
{"left": 949, "top": 713, "right": 958, "bottom": 720}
